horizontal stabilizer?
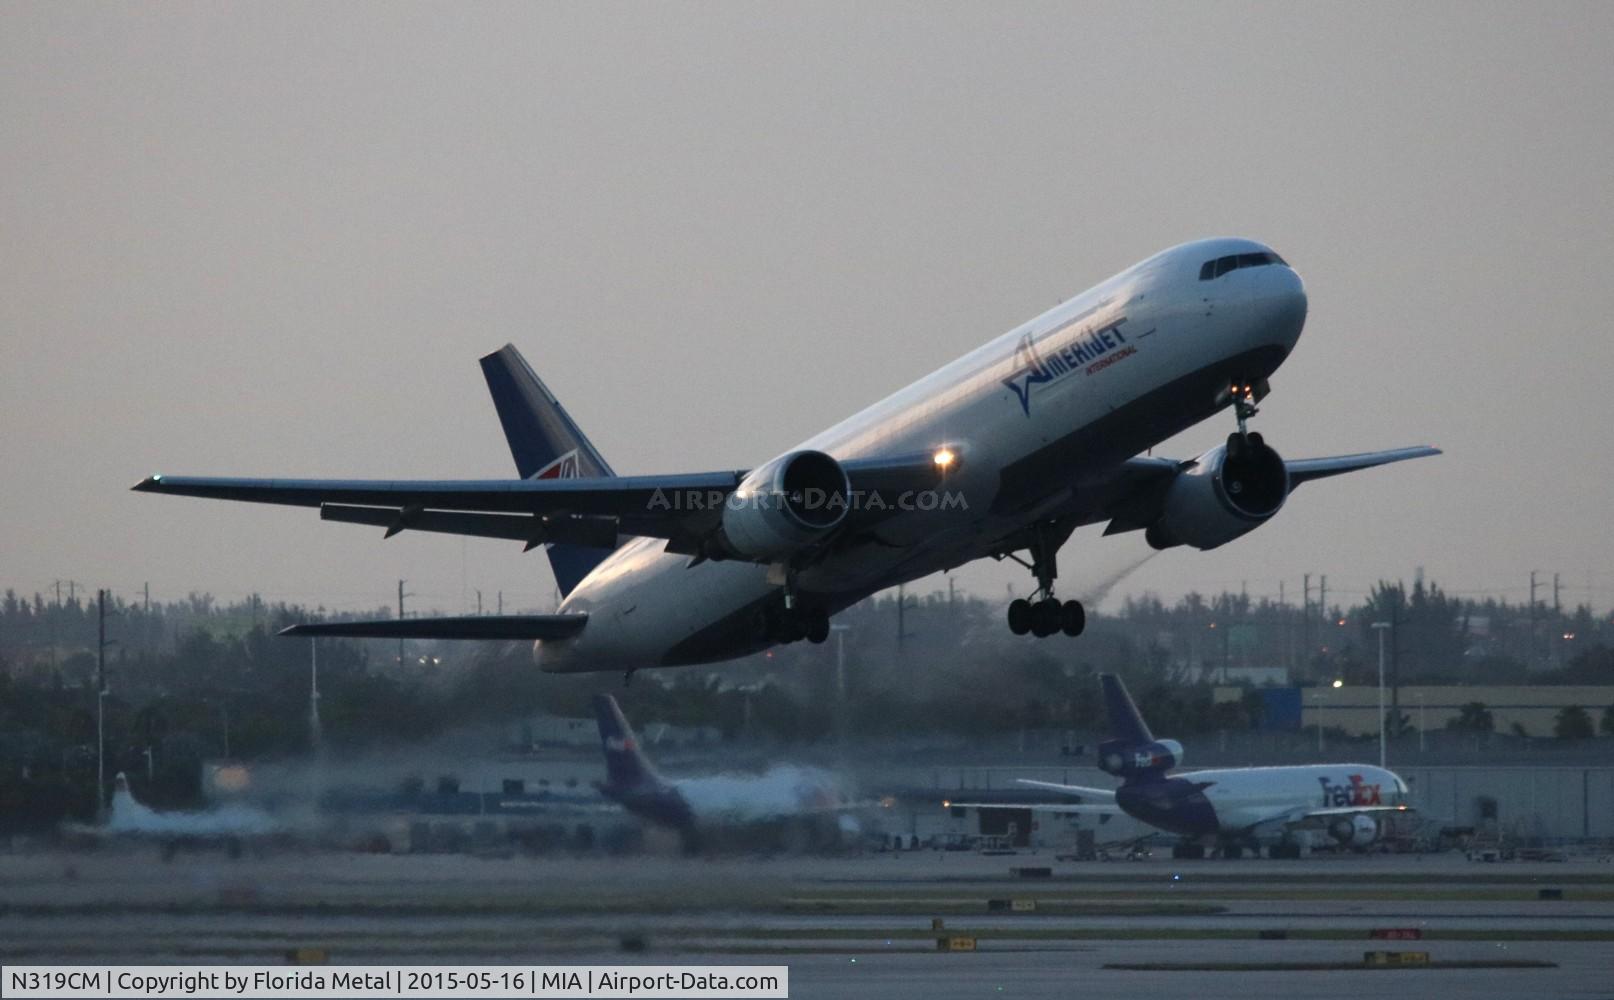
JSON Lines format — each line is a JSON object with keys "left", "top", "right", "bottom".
{"left": 280, "top": 614, "right": 588, "bottom": 640}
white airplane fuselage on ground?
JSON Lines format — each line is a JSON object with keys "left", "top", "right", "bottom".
{"left": 545, "top": 237, "right": 1306, "bottom": 669}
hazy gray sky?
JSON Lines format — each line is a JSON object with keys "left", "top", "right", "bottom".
{"left": 4, "top": 3, "right": 1612, "bottom": 615}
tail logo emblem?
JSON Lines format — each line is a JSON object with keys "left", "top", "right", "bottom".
{"left": 534, "top": 450, "right": 580, "bottom": 480}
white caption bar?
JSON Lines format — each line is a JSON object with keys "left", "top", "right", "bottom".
{"left": 0, "top": 966, "right": 788, "bottom": 999}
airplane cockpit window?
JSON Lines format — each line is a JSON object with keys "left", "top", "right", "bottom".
{"left": 1198, "top": 251, "right": 1287, "bottom": 280}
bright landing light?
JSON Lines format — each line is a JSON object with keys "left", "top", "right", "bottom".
{"left": 933, "top": 447, "right": 956, "bottom": 469}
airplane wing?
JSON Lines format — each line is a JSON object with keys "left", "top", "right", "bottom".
{"left": 1239, "top": 802, "right": 1412, "bottom": 836}
{"left": 1093, "top": 445, "right": 1440, "bottom": 537}
{"left": 1015, "top": 778, "right": 1119, "bottom": 804}
{"left": 280, "top": 614, "right": 588, "bottom": 640}
{"left": 1283, "top": 447, "right": 1444, "bottom": 487}
{"left": 132, "top": 451, "right": 948, "bottom": 559}
{"left": 944, "top": 778, "right": 1124, "bottom": 814}
{"left": 945, "top": 801, "right": 1123, "bottom": 815}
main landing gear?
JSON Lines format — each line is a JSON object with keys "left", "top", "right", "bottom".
{"left": 1002, "top": 523, "right": 1085, "bottom": 639}
{"left": 763, "top": 570, "right": 831, "bottom": 645}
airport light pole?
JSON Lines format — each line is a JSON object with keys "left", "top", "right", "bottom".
{"left": 95, "top": 589, "right": 117, "bottom": 823}
{"left": 1416, "top": 692, "right": 1426, "bottom": 754}
{"left": 1313, "top": 689, "right": 1324, "bottom": 753}
{"left": 1375, "top": 622, "right": 1388, "bottom": 770}
{"left": 309, "top": 637, "right": 322, "bottom": 752}
{"left": 831, "top": 624, "right": 850, "bottom": 749}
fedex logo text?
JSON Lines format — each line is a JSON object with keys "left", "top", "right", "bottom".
{"left": 1318, "top": 774, "right": 1382, "bottom": 808}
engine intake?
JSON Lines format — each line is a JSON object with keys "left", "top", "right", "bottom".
{"left": 1146, "top": 436, "right": 1289, "bottom": 550}
{"left": 717, "top": 450, "right": 851, "bottom": 560}
{"left": 1098, "top": 738, "right": 1183, "bottom": 778}
{"left": 1328, "top": 813, "right": 1379, "bottom": 847}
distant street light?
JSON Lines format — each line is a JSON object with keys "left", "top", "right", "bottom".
{"left": 830, "top": 624, "right": 851, "bottom": 748}
{"left": 1312, "top": 689, "right": 1324, "bottom": 753}
{"left": 1372, "top": 621, "right": 1392, "bottom": 769}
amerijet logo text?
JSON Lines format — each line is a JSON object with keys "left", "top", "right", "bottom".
{"left": 1318, "top": 774, "right": 1383, "bottom": 808}
{"left": 1003, "top": 317, "right": 1130, "bottom": 415}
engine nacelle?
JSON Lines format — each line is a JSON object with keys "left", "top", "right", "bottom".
{"left": 1145, "top": 437, "right": 1289, "bottom": 551}
{"left": 1328, "top": 813, "right": 1379, "bottom": 847}
{"left": 717, "top": 450, "right": 851, "bottom": 560}
{"left": 1098, "top": 738, "right": 1184, "bottom": 778}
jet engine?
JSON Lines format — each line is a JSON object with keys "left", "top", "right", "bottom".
{"left": 1098, "top": 739, "right": 1184, "bottom": 778}
{"left": 1328, "top": 813, "right": 1379, "bottom": 848}
{"left": 1145, "top": 436, "right": 1288, "bottom": 550}
{"left": 717, "top": 450, "right": 851, "bottom": 560}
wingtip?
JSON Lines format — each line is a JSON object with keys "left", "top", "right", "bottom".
{"left": 131, "top": 475, "right": 162, "bottom": 492}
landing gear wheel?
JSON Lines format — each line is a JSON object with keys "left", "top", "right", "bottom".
{"left": 804, "top": 607, "right": 830, "bottom": 644}
{"left": 1060, "top": 600, "right": 1086, "bottom": 637}
{"left": 782, "top": 615, "right": 807, "bottom": 644}
{"left": 1226, "top": 431, "right": 1246, "bottom": 460}
{"left": 1031, "top": 598, "right": 1061, "bottom": 637}
{"left": 1007, "top": 599, "right": 1033, "bottom": 635}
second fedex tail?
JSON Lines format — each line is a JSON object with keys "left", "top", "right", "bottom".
{"left": 957, "top": 674, "right": 1412, "bottom": 859}
{"left": 591, "top": 695, "right": 860, "bottom": 853}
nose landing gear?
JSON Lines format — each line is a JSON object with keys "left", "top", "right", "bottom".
{"left": 1000, "top": 522, "right": 1085, "bottom": 639}
{"left": 1218, "top": 378, "right": 1270, "bottom": 456}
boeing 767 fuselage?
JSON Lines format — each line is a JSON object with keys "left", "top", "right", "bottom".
{"left": 136, "top": 238, "right": 1437, "bottom": 676}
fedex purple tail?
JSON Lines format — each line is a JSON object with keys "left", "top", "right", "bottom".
{"left": 591, "top": 695, "right": 696, "bottom": 834}
{"left": 1096, "top": 673, "right": 1185, "bottom": 783}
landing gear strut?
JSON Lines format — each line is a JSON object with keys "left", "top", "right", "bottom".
{"left": 1221, "top": 378, "right": 1269, "bottom": 458}
{"left": 1001, "top": 523, "right": 1085, "bottom": 639}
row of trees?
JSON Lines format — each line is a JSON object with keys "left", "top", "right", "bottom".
{"left": 2, "top": 577, "right": 1612, "bottom": 832}
{"left": 1444, "top": 700, "right": 1614, "bottom": 740}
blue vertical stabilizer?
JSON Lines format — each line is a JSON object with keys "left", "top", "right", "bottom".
{"left": 479, "top": 344, "right": 618, "bottom": 596}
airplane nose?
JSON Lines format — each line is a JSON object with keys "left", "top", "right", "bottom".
{"left": 1256, "top": 265, "right": 1307, "bottom": 351}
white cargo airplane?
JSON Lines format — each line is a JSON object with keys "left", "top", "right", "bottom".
{"left": 63, "top": 773, "right": 283, "bottom": 857}
{"left": 135, "top": 238, "right": 1437, "bottom": 677}
{"left": 949, "top": 674, "right": 1413, "bottom": 858}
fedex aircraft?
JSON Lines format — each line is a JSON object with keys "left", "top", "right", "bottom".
{"left": 591, "top": 695, "right": 858, "bottom": 852}
{"left": 63, "top": 773, "right": 284, "bottom": 858}
{"left": 951, "top": 674, "right": 1411, "bottom": 858}
{"left": 134, "top": 238, "right": 1437, "bottom": 678}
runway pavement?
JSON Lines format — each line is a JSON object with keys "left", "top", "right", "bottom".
{"left": 2, "top": 848, "right": 1611, "bottom": 996}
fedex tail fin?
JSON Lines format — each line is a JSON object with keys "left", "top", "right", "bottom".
{"left": 1100, "top": 673, "right": 1154, "bottom": 744}
{"left": 1096, "top": 675, "right": 1182, "bottom": 781}
{"left": 479, "top": 345, "right": 618, "bottom": 596}
{"left": 593, "top": 694, "right": 662, "bottom": 792}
